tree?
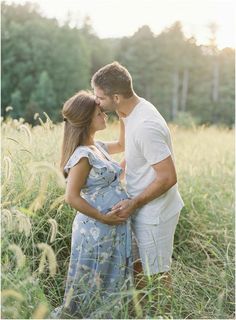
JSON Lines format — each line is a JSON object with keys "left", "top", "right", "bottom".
{"left": 208, "top": 22, "right": 220, "bottom": 104}
{"left": 1, "top": 2, "right": 235, "bottom": 126}
{"left": 10, "top": 89, "right": 22, "bottom": 118}
{"left": 30, "top": 71, "right": 56, "bottom": 117}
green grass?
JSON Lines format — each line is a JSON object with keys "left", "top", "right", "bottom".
{"left": 1, "top": 116, "right": 234, "bottom": 319}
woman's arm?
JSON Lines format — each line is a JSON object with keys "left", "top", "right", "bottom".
{"left": 105, "top": 118, "right": 125, "bottom": 154}
{"left": 65, "top": 157, "right": 125, "bottom": 225}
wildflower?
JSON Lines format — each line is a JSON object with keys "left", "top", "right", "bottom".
{"left": 19, "top": 124, "right": 32, "bottom": 144}
{"left": 49, "top": 194, "right": 65, "bottom": 211}
{"left": 2, "top": 209, "right": 13, "bottom": 231}
{"left": 29, "top": 175, "right": 49, "bottom": 212}
{"left": 30, "top": 161, "right": 65, "bottom": 188}
{"left": 37, "top": 243, "right": 57, "bottom": 277}
{"left": 11, "top": 208, "right": 32, "bottom": 237}
{"left": 5, "top": 106, "right": 13, "bottom": 112}
{"left": 33, "top": 113, "right": 39, "bottom": 120}
{"left": 3, "top": 156, "right": 12, "bottom": 181}
{"left": 32, "top": 303, "right": 49, "bottom": 319}
{"left": 48, "top": 218, "right": 58, "bottom": 243}
{"left": 8, "top": 244, "right": 26, "bottom": 269}
{"left": 1, "top": 289, "right": 24, "bottom": 301}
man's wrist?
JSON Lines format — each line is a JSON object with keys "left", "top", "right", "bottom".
{"left": 131, "top": 198, "right": 140, "bottom": 210}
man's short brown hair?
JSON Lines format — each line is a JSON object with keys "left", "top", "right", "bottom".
{"left": 91, "top": 61, "right": 134, "bottom": 98}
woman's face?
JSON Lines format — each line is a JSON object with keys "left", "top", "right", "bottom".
{"left": 90, "top": 106, "right": 107, "bottom": 132}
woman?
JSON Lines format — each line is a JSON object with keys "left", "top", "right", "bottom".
{"left": 51, "top": 90, "right": 132, "bottom": 319}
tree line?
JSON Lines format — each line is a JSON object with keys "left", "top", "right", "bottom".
{"left": 2, "top": 2, "right": 235, "bottom": 126}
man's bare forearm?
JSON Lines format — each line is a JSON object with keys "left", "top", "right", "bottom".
{"left": 111, "top": 176, "right": 177, "bottom": 219}
{"left": 132, "top": 177, "right": 177, "bottom": 210}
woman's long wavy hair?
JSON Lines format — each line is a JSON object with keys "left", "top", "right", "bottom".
{"left": 60, "top": 90, "right": 97, "bottom": 178}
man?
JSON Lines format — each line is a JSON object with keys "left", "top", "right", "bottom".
{"left": 91, "top": 61, "right": 184, "bottom": 313}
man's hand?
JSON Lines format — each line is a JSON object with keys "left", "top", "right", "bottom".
{"left": 110, "top": 199, "right": 136, "bottom": 219}
{"left": 101, "top": 209, "right": 127, "bottom": 225}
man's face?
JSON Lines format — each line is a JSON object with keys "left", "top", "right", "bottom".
{"left": 93, "top": 86, "right": 117, "bottom": 112}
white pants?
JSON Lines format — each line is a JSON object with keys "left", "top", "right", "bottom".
{"left": 131, "top": 213, "right": 180, "bottom": 275}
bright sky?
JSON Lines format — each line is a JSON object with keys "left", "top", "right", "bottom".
{"left": 4, "top": 0, "right": 236, "bottom": 49}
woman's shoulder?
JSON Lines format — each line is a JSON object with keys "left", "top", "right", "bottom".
{"left": 71, "top": 145, "right": 92, "bottom": 158}
{"left": 95, "top": 140, "right": 108, "bottom": 152}
{"left": 64, "top": 146, "right": 93, "bottom": 173}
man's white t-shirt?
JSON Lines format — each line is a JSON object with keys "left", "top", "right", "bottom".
{"left": 122, "top": 97, "right": 184, "bottom": 224}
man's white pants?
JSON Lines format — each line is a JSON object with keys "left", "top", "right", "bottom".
{"left": 131, "top": 213, "right": 180, "bottom": 275}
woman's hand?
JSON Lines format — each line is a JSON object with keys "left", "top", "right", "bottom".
{"left": 100, "top": 209, "right": 127, "bottom": 225}
{"left": 111, "top": 199, "right": 136, "bottom": 219}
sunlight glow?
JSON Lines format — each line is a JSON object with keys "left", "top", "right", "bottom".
{"left": 4, "top": 0, "right": 235, "bottom": 49}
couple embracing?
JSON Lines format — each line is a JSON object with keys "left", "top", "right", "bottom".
{"left": 51, "top": 62, "right": 184, "bottom": 318}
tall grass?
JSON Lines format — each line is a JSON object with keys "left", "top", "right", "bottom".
{"left": 1, "top": 115, "right": 234, "bottom": 319}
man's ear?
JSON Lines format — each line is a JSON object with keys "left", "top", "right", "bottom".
{"left": 113, "top": 94, "right": 120, "bottom": 104}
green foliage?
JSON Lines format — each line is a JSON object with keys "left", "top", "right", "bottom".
{"left": 173, "top": 111, "right": 201, "bottom": 128}
{"left": 1, "top": 2, "right": 91, "bottom": 122}
{"left": 1, "top": 2, "right": 235, "bottom": 126}
{"left": 1, "top": 264, "right": 49, "bottom": 319}
{"left": 10, "top": 89, "right": 22, "bottom": 118}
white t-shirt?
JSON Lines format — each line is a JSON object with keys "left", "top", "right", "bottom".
{"left": 122, "top": 97, "right": 184, "bottom": 224}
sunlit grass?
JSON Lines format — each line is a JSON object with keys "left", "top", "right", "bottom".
{"left": 1, "top": 115, "right": 234, "bottom": 319}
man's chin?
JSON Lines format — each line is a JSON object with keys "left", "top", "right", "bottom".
{"left": 103, "top": 105, "right": 117, "bottom": 112}
{"left": 103, "top": 108, "right": 116, "bottom": 113}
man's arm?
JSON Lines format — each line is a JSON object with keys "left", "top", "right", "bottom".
{"left": 112, "top": 155, "right": 177, "bottom": 218}
{"left": 132, "top": 155, "right": 177, "bottom": 208}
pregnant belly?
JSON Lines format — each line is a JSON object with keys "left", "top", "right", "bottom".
{"left": 82, "top": 186, "right": 129, "bottom": 214}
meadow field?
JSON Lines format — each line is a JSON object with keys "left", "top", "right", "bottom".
{"left": 1, "top": 115, "right": 235, "bottom": 319}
